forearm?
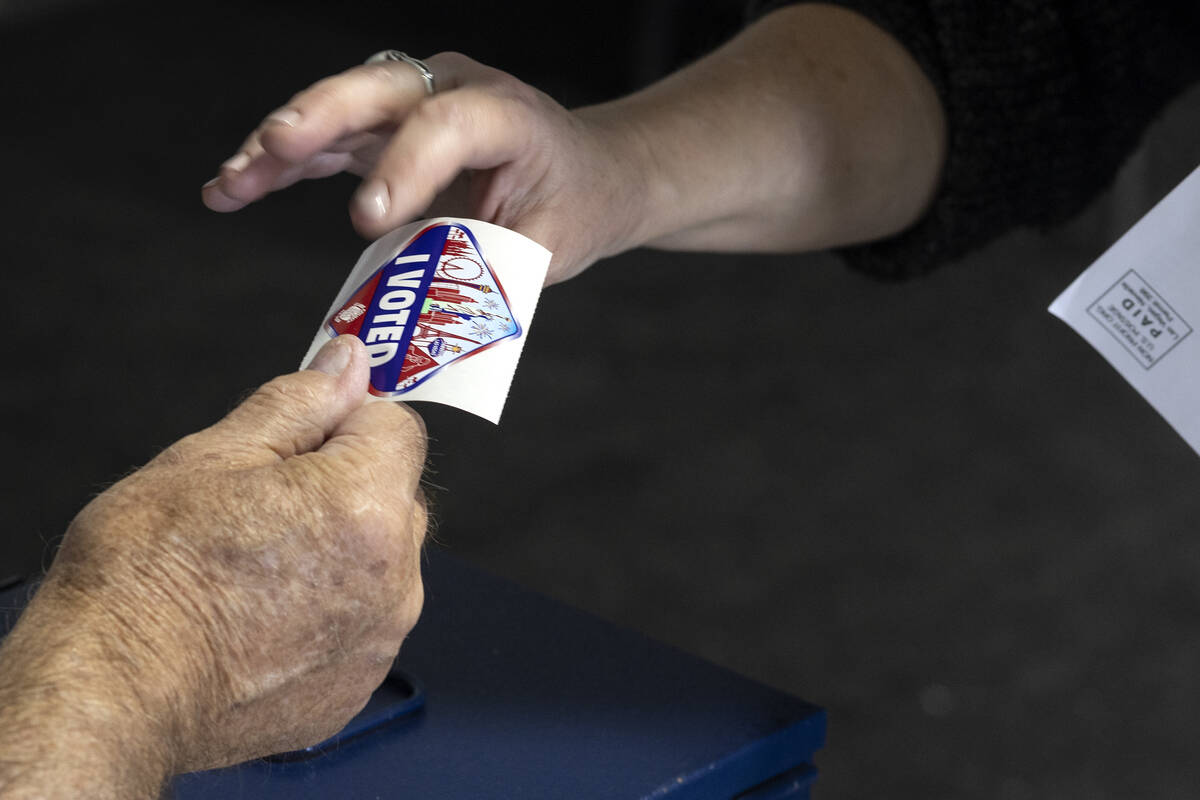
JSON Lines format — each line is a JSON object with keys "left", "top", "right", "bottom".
{"left": 0, "top": 584, "right": 177, "bottom": 800}
{"left": 580, "top": 2, "right": 946, "bottom": 255}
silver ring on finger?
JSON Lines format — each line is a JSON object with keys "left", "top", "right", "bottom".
{"left": 365, "top": 50, "right": 436, "bottom": 96}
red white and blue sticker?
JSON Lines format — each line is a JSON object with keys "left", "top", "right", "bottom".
{"left": 303, "top": 218, "right": 550, "bottom": 423}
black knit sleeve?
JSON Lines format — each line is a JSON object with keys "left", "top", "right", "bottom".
{"left": 745, "top": 0, "right": 1200, "bottom": 279}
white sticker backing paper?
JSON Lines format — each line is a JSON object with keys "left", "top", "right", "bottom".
{"left": 301, "top": 218, "right": 551, "bottom": 424}
{"left": 1050, "top": 164, "right": 1200, "bottom": 454}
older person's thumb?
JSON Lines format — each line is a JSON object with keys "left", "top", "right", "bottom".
{"left": 306, "top": 333, "right": 357, "bottom": 376}
{"left": 197, "top": 336, "right": 372, "bottom": 465}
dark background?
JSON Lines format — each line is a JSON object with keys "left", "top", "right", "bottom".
{"left": 4, "top": 1, "right": 1200, "bottom": 797}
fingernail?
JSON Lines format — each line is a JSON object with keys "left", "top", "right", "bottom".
{"left": 308, "top": 336, "right": 352, "bottom": 376}
{"left": 354, "top": 178, "right": 390, "bottom": 221}
{"left": 266, "top": 108, "right": 302, "bottom": 127}
{"left": 222, "top": 152, "right": 251, "bottom": 173}
{"left": 201, "top": 176, "right": 221, "bottom": 189}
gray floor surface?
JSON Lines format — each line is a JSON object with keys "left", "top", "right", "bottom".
{"left": 4, "top": 2, "right": 1200, "bottom": 797}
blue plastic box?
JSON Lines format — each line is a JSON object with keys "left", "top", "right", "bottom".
{"left": 0, "top": 550, "right": 825, "bottom": 798}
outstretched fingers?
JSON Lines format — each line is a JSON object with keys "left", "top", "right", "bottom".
{"left": 202, "top": 130, "right": 317, "bottom": 212}
{"left": 202, "top": 59, "right": 439, "bottom": 212}
{"left": 258, "top": 62, "right": 432, "bottom": 163}
{"left": 348, "top": 86, "right": 535, "bottom": 238}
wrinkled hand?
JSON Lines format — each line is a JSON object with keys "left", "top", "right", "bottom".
{"left": 201, "top": 52, "right": 649, "bottom": 285}
{"left": 7, "top": 335, "right": 427, "bottom": 776}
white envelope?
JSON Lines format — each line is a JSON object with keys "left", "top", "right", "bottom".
{"left": 1050, "top": 165, "right": 1200, "bottom": 454}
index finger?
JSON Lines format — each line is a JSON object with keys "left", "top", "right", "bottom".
{"left": 204, "top": 60, "right": 443, "bottom": 214}
{"left": 308, "top": 400, "right": 429, "bottom": 502}
{"left": 257, "top": 59, "right": 440, "bottom": 165}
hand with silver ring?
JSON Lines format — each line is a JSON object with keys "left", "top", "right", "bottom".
{"left": 364, "top": 51, "right": 435, "bottom": 95}
{"left": 202, "top": 9, "right": 947, "bottom": 287}
{"left": 200, "top": 51, "right": 648, "bottom": 285}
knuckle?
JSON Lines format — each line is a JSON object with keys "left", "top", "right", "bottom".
{"left": 426, "top": 51, "right": 474, "bottom": 86}
{"left": 493, "top": 74, "right": 541, "bottom": 107}
{"left": 227, "top": 374, "right": 330, "bottom": 459}
{"left": 417, "top": 82, "right": 539, "bottom": 140}
{"left": 411, "top": 91, "right": 474, "bottom": 132}
{"left": 247, "top": 374, "right": 325, "bottom": 420}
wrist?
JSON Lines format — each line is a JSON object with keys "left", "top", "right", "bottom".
{"left": 566, "top": 101, "right": 663, "bottom": 260}
{"left": 573, "top": 96, "right": 698, "bottom": 255}
{"left": 0, "top": 581, "right": 184, "bottom": 798}
{"left": 573, "top": 55, "right": 834, "bottom": 255}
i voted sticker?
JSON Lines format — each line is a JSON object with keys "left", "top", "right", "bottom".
{"left": 302, "top": 218, "right": 550, "bottom": 423}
